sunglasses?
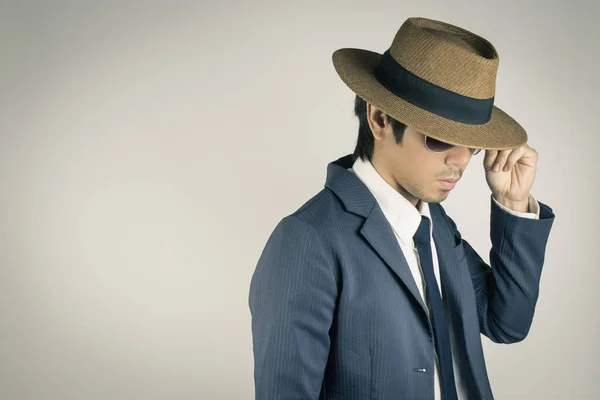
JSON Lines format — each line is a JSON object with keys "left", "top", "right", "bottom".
{"left": 423, "top": 135, "right": 481, "bottom": 155}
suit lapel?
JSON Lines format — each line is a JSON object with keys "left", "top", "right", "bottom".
{"left": 361, "top": 204, "right": 429, "bottom": 317}
{"left": 325, "top": 154, "right": 430, "bottom": 318}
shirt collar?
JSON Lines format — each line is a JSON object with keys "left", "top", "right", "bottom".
{"left": 349, "top": 156, "right": 433, "bottom": 247}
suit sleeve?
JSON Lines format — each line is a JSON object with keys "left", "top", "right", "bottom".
{"left": 446, "top": 197, "right": 555, "bottom": 343}
{"left": 249, "top": 214, "right": 337, "bottom": 399}
{"left": 492, "top": 193, "right": 540, "bottom": 219}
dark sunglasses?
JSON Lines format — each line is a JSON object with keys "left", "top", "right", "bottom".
{"left": 424, "top": 135, "right": 481, "bottom": 155}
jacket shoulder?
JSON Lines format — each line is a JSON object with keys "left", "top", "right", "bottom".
{"left": 289, "top": 188, "right": 345, "bottom": 230}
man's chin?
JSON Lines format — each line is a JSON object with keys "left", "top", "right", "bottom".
{"left": 421, "top": 191, "right": 450, "bottom": 204}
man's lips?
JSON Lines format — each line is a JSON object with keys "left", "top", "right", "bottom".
{"left": 439, "top": 179, "right": 458, "bottom": 190}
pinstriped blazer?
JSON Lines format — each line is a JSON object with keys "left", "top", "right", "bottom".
{"left": 249, "top": 154, "right": 555, "bottom": 399}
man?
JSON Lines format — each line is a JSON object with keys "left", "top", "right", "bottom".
{"left": 249, "top": 17, "right": 555, "bottom": 400}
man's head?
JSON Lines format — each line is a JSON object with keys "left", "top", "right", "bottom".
{"left": 335, "top": 18, "right": 527, "bottom": 203}
{"left": 353, "top": 95, "right": 479, "bottom": 207}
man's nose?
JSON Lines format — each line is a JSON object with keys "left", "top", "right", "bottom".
{"left": 446, "top": 146, "right": 472, "bottom": 168}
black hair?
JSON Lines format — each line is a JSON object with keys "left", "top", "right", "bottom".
{"left": 352, "top": 94, "right": 407, "bottom": 162}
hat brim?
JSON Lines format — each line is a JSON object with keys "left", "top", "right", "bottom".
{"left": 332, "top": 48, "right": 527, "bottom": 150}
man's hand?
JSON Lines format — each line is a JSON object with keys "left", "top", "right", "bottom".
{"left": 484, "top": 145, "right": 538, "bottom": 212}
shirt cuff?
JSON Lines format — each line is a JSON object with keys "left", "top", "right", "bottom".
{"left": 492, "top": 194, "right": 540, "bottom": 219}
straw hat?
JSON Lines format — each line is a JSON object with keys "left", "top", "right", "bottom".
{"left": 332, "top": 17, "right": 527, "bottom": 150}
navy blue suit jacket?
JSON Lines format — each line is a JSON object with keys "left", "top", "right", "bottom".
{"left": 249, "top": 154, "right": 555, "bottom": 399}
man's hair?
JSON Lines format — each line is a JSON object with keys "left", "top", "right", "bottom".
{"left": 353, "top": 94, "right": 407, "bottom": 162}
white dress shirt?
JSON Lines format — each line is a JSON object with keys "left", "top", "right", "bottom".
{"left": 349, "top": 157, "right": 539, "bottom": 400}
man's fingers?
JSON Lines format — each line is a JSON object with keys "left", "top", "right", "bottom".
{"left": 503, "top": 147, "right": 527, "bottom": 171}
{"left": 484, "top": 145, "right": 535, "bottom": 172}
{"left": 491, "top": 149, "right": 512, "bottom": 172}
{"left": 483, "top": 150, "right": 498, "bottom": 171}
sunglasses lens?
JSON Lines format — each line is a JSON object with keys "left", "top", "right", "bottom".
{"left": 425, "top": 136, "right": 454, "bottom": 152}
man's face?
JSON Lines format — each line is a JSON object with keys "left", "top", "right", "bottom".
{"left": 370, "top": 117, "right": 474, "bottom": 207}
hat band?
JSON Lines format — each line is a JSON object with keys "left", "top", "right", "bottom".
{"left": 374, "top": 50, "right": 494, "bottom": 125}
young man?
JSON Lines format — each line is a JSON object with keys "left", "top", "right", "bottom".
{"left": 249, "top": 17, "right": 555, "bottom": 400}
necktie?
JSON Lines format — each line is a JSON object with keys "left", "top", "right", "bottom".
{"left": 413, "top": 216, "right": 458, "bottom": 400}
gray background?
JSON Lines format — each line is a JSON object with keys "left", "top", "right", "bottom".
{"left": 1, "top": 0, "right": 597, "bottom": 398}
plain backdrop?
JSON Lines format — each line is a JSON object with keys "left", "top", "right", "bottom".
{"left": 1, "top": 1, "right": 598, "bottom": 399}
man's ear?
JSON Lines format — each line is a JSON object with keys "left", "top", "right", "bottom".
{"left": 367, "top": 104, "right": 389, "bottom": 141}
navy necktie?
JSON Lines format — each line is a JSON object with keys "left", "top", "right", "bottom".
{"left": 413, "top": 216, "right": 458, "bottom": 400}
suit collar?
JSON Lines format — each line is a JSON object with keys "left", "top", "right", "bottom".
{"left": 324, "top": 154, "right": 435, "bottom": 243}
{"left": 350, "top": 156, "right": 432, "bottom": 247}
{"left": 324, "top": 154, "right": 376, "bottom": 218}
